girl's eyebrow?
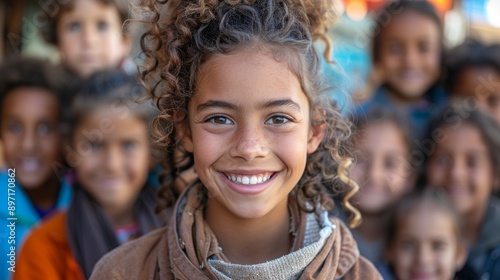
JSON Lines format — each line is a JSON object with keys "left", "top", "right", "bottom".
{"left": 260, "top": 99, "right": 302, "bottom": 112}
{"left": 196, "top": 100, "right": 237, "bottom": 113}
{"left": 196, "top": 99, "right": 302, "bottom": 113}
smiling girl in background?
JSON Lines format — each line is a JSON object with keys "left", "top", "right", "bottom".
{"left": 424, "top": 107, "right": 500, "bottom": 279}
{"left": 357, "top": 0, "right": 447, "bottom": 140}
{"left": 14, "top": 70, "right": 163, "bottom": 280}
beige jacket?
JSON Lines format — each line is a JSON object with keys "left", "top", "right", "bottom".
{"left": 90, "top": 186, "right": 382, "bottom": 280}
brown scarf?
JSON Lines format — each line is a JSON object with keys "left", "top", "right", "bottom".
{"left": 164, "top": 184, "right": 364, "bottom": 280}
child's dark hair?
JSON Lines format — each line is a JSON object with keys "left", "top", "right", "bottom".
{"left": 444, "top": 39, "right": 500, "bottom": 93}
{"left": 371, "top": 0, "right": 443, "bottom": 63}
{"left": 350, "top": 106, "right": 412, "bottom": 152}
{"left": 386, "top": 187, "right": 464, "bottom": 248}
{"left": 420, "top": 105, "right": 500, "bottom": 183}
{"left": 69, "top": 70, "right": 158, "bottom": 137}
{"left": 136, "top": 0, "right": 361, "bottom": 226}
{"left": 41, "top": 0, "right": 130, "bottom": 45}
{"left": 349, "top": 105, "right": 416, "bottom": 177}
{"left": 0, "top": 56, "right": 69, "bottom": 123}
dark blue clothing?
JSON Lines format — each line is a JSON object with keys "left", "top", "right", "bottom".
{"left": 355, "top": 85, "right": 448, "bottom": 141}
{"left": 457, "top": 197, "right": 500, "bottom": 280}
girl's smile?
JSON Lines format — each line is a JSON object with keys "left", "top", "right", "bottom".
{"left": 182, "top": 47, "right": 324, "bottom": 220}
{"left": 221, "top": 170, "right": 277, "bottom": 195}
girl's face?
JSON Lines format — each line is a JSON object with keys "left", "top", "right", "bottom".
{"left": 452, "top": 67, "right": 500, "bottom": 124}
{"left": 351, "top": 121, "right": 413, "bottom": 215}
{"left": 378, "top": 11, "right": 441, "bottom": 101}
{"left": 183, "top": 48, "right": 324, "bottom": 219}
{"left": 426, "top": 124, "right": 493, "bottom": 217}
{"left": 57, "top": 0, "right": 131, "bottom": 77}
{"left": 71, "top": 107, "right": 150, "bottom": 211}
{"left": 389, "top": 204, "right": 465, "bottom": 280}
{"left": 1, "top": 88, "right": 61, "bottom": 189}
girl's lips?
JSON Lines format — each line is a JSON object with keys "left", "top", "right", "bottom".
{"left": 17, "top": 157, "right": 42, "bottom": 173}
{"left": 220, "top": 172, "right": 277, "bottom": 195}
{"left": 410, "top": 271, "right": 435, "bottom": 280}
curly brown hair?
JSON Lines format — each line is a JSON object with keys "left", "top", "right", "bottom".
{"left": 136, "top": 0, "right": 361, "bottom": 227}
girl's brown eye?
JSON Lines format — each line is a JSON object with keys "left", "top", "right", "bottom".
{"left": 265, "top": 115, "right": 290, "bottom": 125}
{"left": 208, "top": 116, "right": 233, "bottom": 125}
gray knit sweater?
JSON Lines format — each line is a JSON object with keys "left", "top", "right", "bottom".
{"left": 207, "top": 211, "right": 335, "bottom": 280}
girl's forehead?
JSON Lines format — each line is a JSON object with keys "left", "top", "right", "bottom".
{"left": 195, "top": 50, "right": 304, "bottom": 96}
{"left": 3, "top": 87, "right": 59, "bottom": 114}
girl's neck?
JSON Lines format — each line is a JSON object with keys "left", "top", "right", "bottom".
{"left": 356, "top": 210, "right": 392, "bottom": 242}
{"left": 463, "top": 203, "right": 488, "bottom": 248}
{"left": 205, "top": 198, "right": 291, "bottom": 265}
{"left": 387, "top": 87, "right": 425, "bottom": 106}
{"left": 25, "top": 176, "right": 60, "bottom": 210}
{"left": 103, "top": 203, "right": 136, "bottom": 228}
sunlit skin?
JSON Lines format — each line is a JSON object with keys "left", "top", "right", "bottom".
{"left": 71, "top": 107, "right": 150, "bottom": 226}
{"left": 182, "top": 48, "right": 324, "bottom": 264}
{"left": 388, "top": 204, "right": 466, "bottom": 280}
{"left": 57, "top": 0, "right": 131, "bottom": 77}
{"left": 378, "top": 10, "right": 441, "bottom": 103}
{"left": 426, "top": 124, "right": 494, "bottom": 247}
{"left": 1, "top": 88, "right": 61, "bottom": 209}
{"left": 452, "top": 67, "right": 500, "bottom": 124}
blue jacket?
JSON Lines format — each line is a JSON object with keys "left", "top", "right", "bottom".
{"left": 0, "top": 170, "right": 73, "bottom": 280}
{"left": 355, "top": 85, "right": 448, "bottom": 141}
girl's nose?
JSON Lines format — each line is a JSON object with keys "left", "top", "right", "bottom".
{"left": 416, "top": 244, "right": 433, "bottom": 266}
{"left": 21, "top": 130, "right": 36, "bottom": 151}
{"left": 82, "top": 26, "right": 98, "bottom": 48}
{"left": 367, "top": 158, "right": 385, "bottom": 187}
{"left": 103, "top": 145, "right": 123, "bottom": 172}
{"left": 403, "top": 46, "right": 419, "bottom": 67}
{"left": 449, "top": 159, "right": 466, "bottom": 182}
{"left": 229, "top": 123, "right": 269, "bottom": 161}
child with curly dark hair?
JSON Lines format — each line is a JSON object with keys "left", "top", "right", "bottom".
{"left": 90, "top": 0, "right": 382, "bottom": 279}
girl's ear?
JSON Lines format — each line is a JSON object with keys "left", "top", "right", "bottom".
{"left": 307, "top": 110, "right": 326, "bottom": 154}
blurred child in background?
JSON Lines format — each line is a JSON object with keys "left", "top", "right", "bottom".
{"left": 15, "top": 70, "right": 163, "bottom": 280}
{"left": 445, "top": 40, "right": 500, "bottom": 124}
{"left": 385, "top": 188, "right": 466, "bottom": 280}
{"left": 350, "top": 106, "right": 416, "bottom": 268}
{"left": 357, "top": 0, "right": 447, "bottom": 140}
{"left": 41, "top": 0, "right": 132, "bottom": 77}
{"left": 0, "top": 56, "right": 73, "bottom": 280}
{"left": 424, "top": 107, "right": 500, "bottom": 279}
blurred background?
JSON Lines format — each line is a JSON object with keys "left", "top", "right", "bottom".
{"left": 1, "top": 0, "right": 499, "bottom": 106}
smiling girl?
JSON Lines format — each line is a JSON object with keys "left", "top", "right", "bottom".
{"left": 90, "top": 0, "right": 381, "bottom": 279}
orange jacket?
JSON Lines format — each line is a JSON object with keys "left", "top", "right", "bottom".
{"left": 14, "top": 212, "right": 85, "bottom": 280}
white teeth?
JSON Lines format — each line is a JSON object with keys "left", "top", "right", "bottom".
{"left": 242, "top": 176, "right": 250, "bottom": 184}
{"left": 226, "top": 174, "right": 272, "bottom": 185}
{"left": 250, "top": 176, "right": 257, "bottom": 184}
{"left": 20, "top": 158, "right": 41, "bottom": 172}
